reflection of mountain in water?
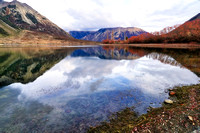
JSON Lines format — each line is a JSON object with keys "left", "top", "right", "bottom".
{"left": 146, "top": 52, "right": 183, "bottom": 68}
{"left": 71, "top": 47, "right": 141, "bottom": 60}
{"left": 144, "top": 48, "right": 200, "bottom": 77}
{"left": 1, "top": 46, "right": 199, "bottom": 87}
{"left": 97, "top": 46, "right": 200, "bottom": 77}
{"left": 0, "top": 48, "right": 75, "bottom": 87}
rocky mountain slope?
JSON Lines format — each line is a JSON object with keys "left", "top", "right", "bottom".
{"left": 165, "top": 13, "right": 200, "bottom": 43}
{"left": 128, "top": 13, "right": 200, "bottom": 44}
{"left": 0, "top": 0, "right": 74, "bottom": 44}
{"left": 70, "top": 27, "right": 147, "bottom": 42}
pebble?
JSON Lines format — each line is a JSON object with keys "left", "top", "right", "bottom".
{"left": 169, "top": 91, "right": 176, "bottom": 96}
{"left": 188, "top": 116, "right": 193, "bottom": 121}
{"left": 164, "top": 99, "right": 173, "bottom": 104}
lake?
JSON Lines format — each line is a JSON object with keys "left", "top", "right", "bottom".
{"left": 0, "top": 45, "right": 199, "bottom": 133}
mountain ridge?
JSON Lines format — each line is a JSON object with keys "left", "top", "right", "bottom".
{"left": 70, "top": 27, "right": 147, "bottom": 42}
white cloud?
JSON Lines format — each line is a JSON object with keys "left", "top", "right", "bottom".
{"left": 5, "top": 0, "right": 200, "bottom": 32}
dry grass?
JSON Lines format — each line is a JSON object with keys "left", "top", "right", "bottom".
{"left": 0, "top": 30, "right": 100, "bottom": 46}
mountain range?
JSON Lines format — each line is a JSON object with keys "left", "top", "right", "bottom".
{"left": 70, "top": 27, "right": 147, "bottom": 42}
{"left": 69, "top": 31, "right": 95, "bottom": 40}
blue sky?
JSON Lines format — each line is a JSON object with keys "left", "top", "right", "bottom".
{"left": 6, "top": 0, "right": 200, "bottom": 32}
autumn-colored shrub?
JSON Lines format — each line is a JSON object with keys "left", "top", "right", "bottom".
{"left": 102, "top": 39, "right": 118, "bottom": 44}
{"left": 102, "top": 39, "right": 110, "bottom": 44}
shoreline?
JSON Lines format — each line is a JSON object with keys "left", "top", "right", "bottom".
{"left": 101, "top": 43, "right": 200, "bottom": 49}
{"left": 88, "top": 83, "right": 200, "bottom": 132}
{"left": 0, "top": 42, "right": 101, "bottom": 48}
{"left": 0, "top": 43, "right": 200, "bottom": 49}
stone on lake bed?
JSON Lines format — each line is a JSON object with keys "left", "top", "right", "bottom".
{"left": 188, "top": 116, "right": 193, "bottom": 121}
{"left": 164, "top": 99, "right": 173, "bottom": 104}
{"left": 169, "top": 91, "right": 176, "bottom": 96}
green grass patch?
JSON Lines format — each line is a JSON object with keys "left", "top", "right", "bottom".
{"left": 26, "top": 13, "right": 38, "bottom": 24}
{"left": 0, "top": 15, "right": 19, "bottom": 29}
{"left": 31, "top": 63, "right": 42, "bottom": 74}
{"left": 0, "top": 53, "right": 11, "bottom": 64}
{"left": 0, "top": 27, "right": 9, "bottom": 36}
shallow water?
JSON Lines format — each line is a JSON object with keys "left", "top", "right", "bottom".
{"left": 0, "top": 46, "right": 199, "bottom": 132}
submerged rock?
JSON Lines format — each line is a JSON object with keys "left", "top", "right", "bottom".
{"left": 164, "top": 99, "right": 173, "bottom": 104}
{"left": 188, "top": 116, "right": 193, "bottom": 121}
{"left": 169, "top": 91, "right": 176, "bottom": 96}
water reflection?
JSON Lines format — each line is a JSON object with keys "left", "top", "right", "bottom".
{"left": 2, "top": 54, "right": 199, "bottom": 132}
{"left": 71, "top": 47, "right": 140, "bottom": 60}
{"left": 0, "top": 46, "right": 199, "bottom": 132}
{"left": 0, "top": 47, "right": 77, "bottom": 87}
{"left": 11, "top": 55, "right": 199, "bottom": 101}
{"left": 102, "top": 46, "right": 200, "bottom": 76}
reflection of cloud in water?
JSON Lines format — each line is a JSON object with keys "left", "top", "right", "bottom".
{"left": 10, "top": 55, "right": 199, "bottom": 107}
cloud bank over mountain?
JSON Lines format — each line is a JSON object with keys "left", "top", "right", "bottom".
{"left": 5, "top": 0, "right": 200, "bottom": 32}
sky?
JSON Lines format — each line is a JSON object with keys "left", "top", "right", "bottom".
{"left": 5, "top": 0, "right": 200, "bottom": 32}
